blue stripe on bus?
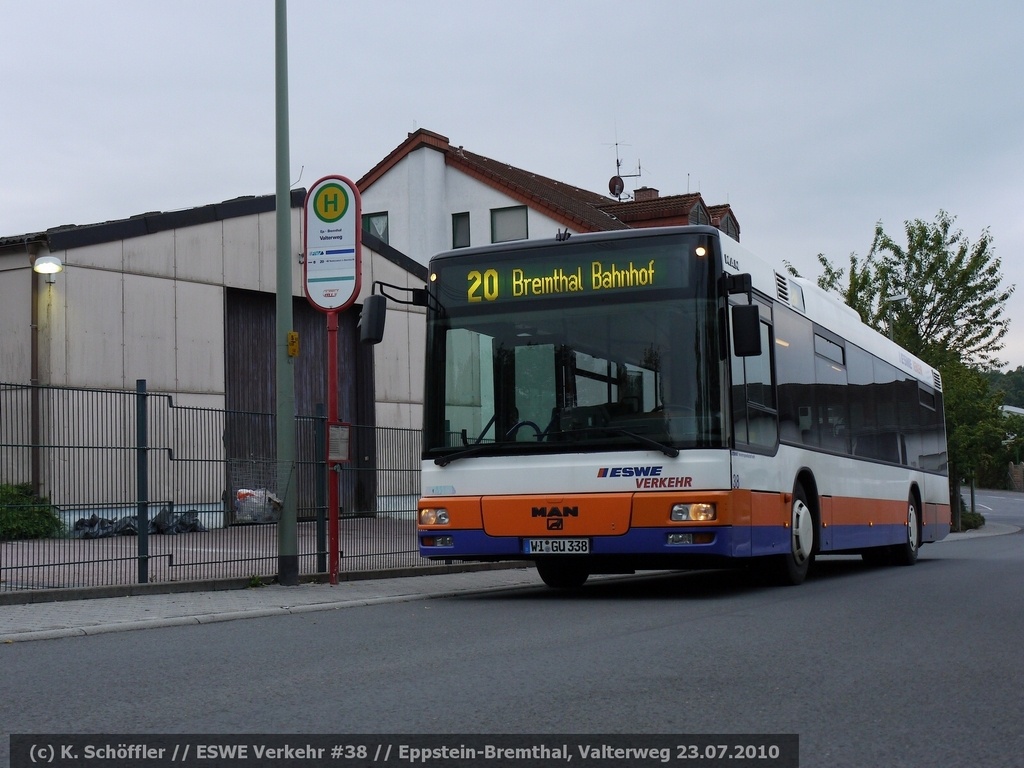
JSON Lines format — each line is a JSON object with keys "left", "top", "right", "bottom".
{"left": 420, "top": 528, "right": 741, "bottom": 558}
{"left": 752, "top": 524, "right": 909, "bottom": 555}
{"left": 421, "top": 523, "right": 928, "bottom": 560}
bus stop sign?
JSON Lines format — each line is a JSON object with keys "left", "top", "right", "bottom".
{"left": 303, "top": 175, "right": 362, "bottom": 312}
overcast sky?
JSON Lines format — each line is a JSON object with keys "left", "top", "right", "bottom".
{"left": 3, "top": 1, "right": 1023, "bottom": 368}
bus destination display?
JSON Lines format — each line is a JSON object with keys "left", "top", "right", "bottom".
{"left": 434, "top": 241, "right": 693, "bottom": 307}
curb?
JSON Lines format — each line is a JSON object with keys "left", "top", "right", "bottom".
{"left": 0, "top": 561, "right": 530, "bottom": 607}
{"left": 940, "top": 522, "right": 1020, "bottom": 541}
{"left": 0, "top": 575, "right": 542, "bottom": 644}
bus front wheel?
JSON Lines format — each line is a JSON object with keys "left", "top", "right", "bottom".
{"left": 536, "top": 559, "right": 589, "bottom": 589}
{"left": 769, "top": 484, "right": 815, "bottom": 586}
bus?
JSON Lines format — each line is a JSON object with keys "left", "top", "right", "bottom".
{"left": 362, "top": 226, "right": 950, "bottom": 588}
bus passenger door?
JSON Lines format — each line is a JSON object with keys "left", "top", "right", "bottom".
{"left": 729, "top": 299, "right": 778, "bottom": 455}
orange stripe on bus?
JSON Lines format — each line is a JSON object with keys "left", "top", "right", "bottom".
{"left": 828, "top": 496, "right": 906, "bottom": 527}
{"left": 481, "top": 494, "right": 632, "bottom": 536}
{"left": 750, "top": 491, "right": 789, "bottom": 527}
{"left": 923, "top": 502, "right": 953, "bottom": 530}
{"left": 418, "top": 492, "right": 952, "bottom": 535}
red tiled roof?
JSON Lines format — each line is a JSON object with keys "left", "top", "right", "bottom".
{"left": 358, "top": 129, "right": 628, "bottom": 232}
{"left": 451, "top": 147, "right": 630, "bottom": 232}
{"left": 598, "top": 193, "right": 706, "bottom": 224}
{"left": 357, "top": 129, "right": 737, "bottom": 236}
{"left": 708, "top": 203, "right": 740, "bottom": 229}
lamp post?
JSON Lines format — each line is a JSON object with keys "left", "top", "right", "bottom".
{"left": 29, "top": 248, "right": 63, "bottom": 498}
{"left": 882, "top": 293, "right": 909, "bottom": 341}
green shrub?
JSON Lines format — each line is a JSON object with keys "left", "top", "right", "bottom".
{"left": 950, "top": 495, "right": 985, "bottom": 532}
{"left": 957, "top": 508, "right": 986, "bottom": 532}
{"left": 0, "top": 483, "right": 65, "bottom": 540}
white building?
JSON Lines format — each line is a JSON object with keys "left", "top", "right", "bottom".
{"left": 356, "top": 128, "right": 740, "bottom": 266}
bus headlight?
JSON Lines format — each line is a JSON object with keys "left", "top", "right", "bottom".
{"left": 419, "top": 508, "right": 450, "bottom": 526}
{"left": 670, "top": 503, "right": 716, "bottom": 521}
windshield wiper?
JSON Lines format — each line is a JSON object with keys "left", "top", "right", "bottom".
{"left": 433, "top": 442, "right": 503, "bottom": 467}
{"left": 559, "top": 426, "right": 679, "bottom": 458}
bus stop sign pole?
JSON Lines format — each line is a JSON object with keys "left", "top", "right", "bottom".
{"left": 303, "top": 175, "right": 362, "bottom": 585}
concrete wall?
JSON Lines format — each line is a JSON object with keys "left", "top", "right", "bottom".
{"left": 356, "top": 245, "right": 425, "bottom": 432}
{"left": 31, "top": 207, "right": 301, "bottom": 405}
{"left": 4, "top": 204, "right": 423, "bottom": 430}
{"left": 0, "top": 255, "right": 33, "bottom": 384}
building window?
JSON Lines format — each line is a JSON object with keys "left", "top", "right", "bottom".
{"left": 491, "top": 205, "right": 528, "bottom": 243}
{"left": 362, "top": 212, "right": 389, "bottom": 244}
{"left": 452, "top": 212, "right": 470, "bottom": 249}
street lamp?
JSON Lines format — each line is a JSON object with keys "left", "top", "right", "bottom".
{"left": 882, "top": 293, "right": 909, "bottom": 340}
{"left": 32, "top": 254, "right": 63, "bottom": 284}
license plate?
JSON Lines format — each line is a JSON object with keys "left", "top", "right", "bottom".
{"left": 524, "top": 538, "right": 590, "bottom": 554}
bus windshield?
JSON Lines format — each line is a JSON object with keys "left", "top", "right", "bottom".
{"left": 422, "top": 232, "right": 727, "bottom": 460}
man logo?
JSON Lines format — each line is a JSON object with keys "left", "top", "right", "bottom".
{"left": 547, "top": 518, "right": 564, "bottom": 531}
{"left": 531, "top": 506, "right": 579, "bottom": 517}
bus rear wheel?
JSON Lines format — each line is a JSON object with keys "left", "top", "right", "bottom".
{"left": 536, "top": 559, "right": 589, "bottom": 589}
{"left": 889, "top": 495, "right": 920, "bottom": 566}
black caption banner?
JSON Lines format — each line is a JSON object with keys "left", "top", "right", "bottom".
{"left": 10, "top": 734, "right": 797, "bottom": 768}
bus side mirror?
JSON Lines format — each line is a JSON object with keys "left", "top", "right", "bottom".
{"left": 732, "top": 304, "right": 762, "bottom": 357}
{"left": 359, "top": 294, "right": 387, "bottom": 344}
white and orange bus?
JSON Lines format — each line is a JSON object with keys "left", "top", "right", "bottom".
{"left": 365, "top": 226, "right": 950, "bottom": 587}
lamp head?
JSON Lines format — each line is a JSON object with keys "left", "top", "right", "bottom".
{"left": 32, "top": 255, "right": 63, "bottom": 283}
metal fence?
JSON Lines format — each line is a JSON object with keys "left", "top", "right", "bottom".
{"left": 0, "top": 381, "right": 429, "bottom": 593}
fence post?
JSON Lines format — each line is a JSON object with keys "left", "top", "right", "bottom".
{"left": 136, "top": 379, "right": 149, "bottom": 583}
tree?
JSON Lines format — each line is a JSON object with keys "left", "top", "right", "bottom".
{"left": 941, "top": 360, "right": 1007, "bottom": 488}
{"left": 816, "top": 210, "right": 1013, "bottom": 369}
{"left": 985, "top": 366, "right": 1024, "bottom": 408}
{"left": 812, "top": 211, "right": 1016, "bottom": 501}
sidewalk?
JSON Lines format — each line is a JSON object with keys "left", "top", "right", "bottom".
{"left": 2, "top": 524, "right": 1017, "bottom": 644}
{"left": 0, "top": 567, "right": 545, "bottom": 644}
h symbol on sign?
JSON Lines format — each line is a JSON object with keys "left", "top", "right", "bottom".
{"left": 323, "top": 192, "right": 340, "bottom": 213}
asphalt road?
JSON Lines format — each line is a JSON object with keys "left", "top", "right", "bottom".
{"left": 3, "top": 498, "right": 1023, "bottom": 768}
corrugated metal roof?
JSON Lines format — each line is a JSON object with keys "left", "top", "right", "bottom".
{"left": 0, "top": 189, "right": 307, "bottom": 251}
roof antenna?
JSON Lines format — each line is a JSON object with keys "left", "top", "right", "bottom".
{"left": 607, "top": 140, "right": 641, "bottom": 201}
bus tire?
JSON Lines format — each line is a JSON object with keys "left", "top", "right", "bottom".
{"left": 536, "top": 559, "right": 589, "bottom": 589}
{"left": 889, "top": 494, "right": 920, "bottom": 566}
{"left": 770, "top": 483, "right": 815, "bottom": 586}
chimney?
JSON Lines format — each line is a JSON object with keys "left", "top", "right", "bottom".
{"left": 634, "top": 186, "right": 659, "bottom": 202}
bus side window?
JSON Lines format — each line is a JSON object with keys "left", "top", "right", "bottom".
{"left": 774, "top": 306, "right": 813, "bottom": 444}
